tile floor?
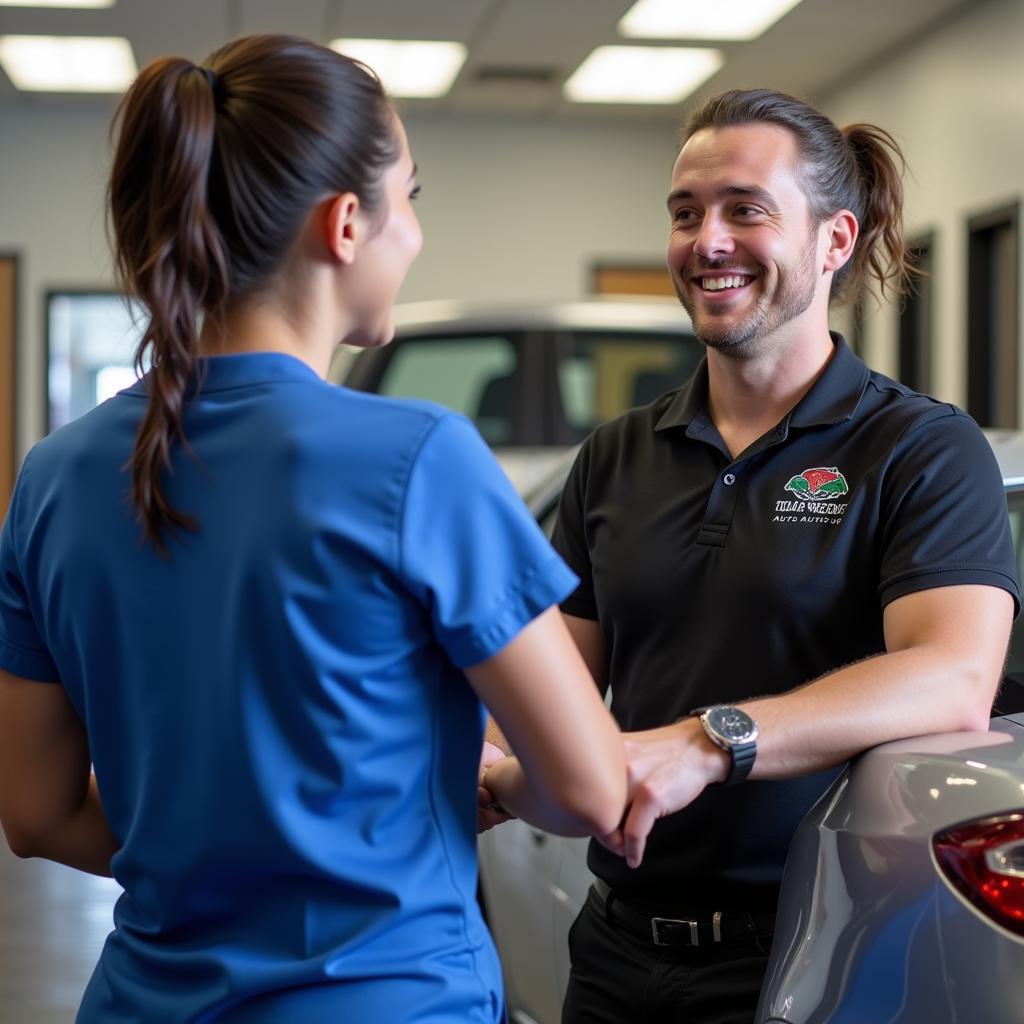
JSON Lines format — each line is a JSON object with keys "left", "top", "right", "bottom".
{"left": 0, "top": 841, "right": 120, "bottom": 1022}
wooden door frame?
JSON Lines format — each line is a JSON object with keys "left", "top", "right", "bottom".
{"left": 0, "top": 254, "right": 18, "bottom": 523}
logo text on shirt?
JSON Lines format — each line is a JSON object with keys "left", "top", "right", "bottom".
{"left": 773, "top": 466, "right": 850, "bottom": 525}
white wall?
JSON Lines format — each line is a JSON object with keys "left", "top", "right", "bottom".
{"left": 0, "top": 103, "right": 682, "bottom": 458}
{"left": 1, "top": 102, "right": 116, "bottom": 459}
{"left": 818, "top": 0, "right": 1024, "bottom": 411}
{"left": 6, "top": 0, "right": 1022, "bottom": 455}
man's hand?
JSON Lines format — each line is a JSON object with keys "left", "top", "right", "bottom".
{"left": 598, "top": 718, "right": 728, "bottom": 869}
{"left": 477, "top": 740, "right": 515, "bottom": 833}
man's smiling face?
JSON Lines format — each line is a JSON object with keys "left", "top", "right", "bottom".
{"left": 666, "top": 122, "right": 826, "bottom": 358}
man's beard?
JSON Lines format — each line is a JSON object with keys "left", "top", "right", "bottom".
{"left": 675, "top": 238, "right": 818, "bottom": 357}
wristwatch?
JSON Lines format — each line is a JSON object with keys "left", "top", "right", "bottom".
{"left": 691, "top": 705, "right": 758, "bottom": 787}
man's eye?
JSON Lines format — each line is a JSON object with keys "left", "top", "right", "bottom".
{"left": 735, "top": 205, "right": 760, "bottom": 217}
{"left": 673, "top": 208, "right": 696, "bottom": 223}
{"left": 409, "top": 185, "right": 422, "bottom": 201}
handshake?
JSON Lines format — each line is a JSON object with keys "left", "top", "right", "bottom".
{"left": 477, "top": 740, "right": 516, "bottom": 834}
{"left": 475, "top": 719, "right": 732, "bottom": 869}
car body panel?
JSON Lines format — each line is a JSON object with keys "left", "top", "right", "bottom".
{"left": 758, "top": 718, "right": 1024, "bottom": 1023}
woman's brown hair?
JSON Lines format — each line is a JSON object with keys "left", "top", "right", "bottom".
{"left": 107, "top": 34, "right": 398, "bottom": 553}
{"left": 682, "top": 89, "right": 921, "bottom": 306}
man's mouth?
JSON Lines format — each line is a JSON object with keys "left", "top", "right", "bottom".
{"left": 698, "top": 274, "right": 755, "bottom": 292}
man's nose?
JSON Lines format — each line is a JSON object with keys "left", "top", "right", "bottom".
{"left": 693, "top": 214, "right": 735, "bottom": 260}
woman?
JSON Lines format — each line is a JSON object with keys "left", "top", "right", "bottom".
{"left": 0, "top": 35, "right": 625, "bottom": 1022}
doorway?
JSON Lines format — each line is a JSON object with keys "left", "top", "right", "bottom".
{"left": 898, "top": 234, "right": 934, "bottom": 393}
{"left": 967, "top": 204, "right": 1019, "bottom": 428}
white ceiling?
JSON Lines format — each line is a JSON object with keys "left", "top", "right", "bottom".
{"left": 0, "top": 0, "right": 985, "bottom": 114}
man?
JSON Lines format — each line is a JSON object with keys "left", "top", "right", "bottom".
{"left": 552, "top": 89, "right": 1019, "bottom": 1023}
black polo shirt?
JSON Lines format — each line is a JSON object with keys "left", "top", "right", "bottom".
{"left": 552, "top": 334, "right": 1020, "bottom": 912}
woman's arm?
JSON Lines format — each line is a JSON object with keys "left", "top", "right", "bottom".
{"left": 0, "top": 669, "right": 118, "bottom": 877}
{"left": 465, "top": 607, "right": 626, "bottom": 837}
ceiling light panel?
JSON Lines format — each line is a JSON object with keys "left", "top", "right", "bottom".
{"left": 0, "top": 1, "right": 114, "bottom": 6}
{"left": 330, "top": 39, "right": 467, "bottom": 98}
{"left": 619, "top": 0, "right": 805, "bottom": 41}
{"left": 564, "top": 46, "right": 723, "bottom": 105}
{"left": 0, "top": 35, "right": 137, "bottom": 92}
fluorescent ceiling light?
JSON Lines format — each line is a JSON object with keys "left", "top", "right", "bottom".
{"left": 565, "top": 46, "right": 723, "bottom": 105}
{"left": 330, "top": 38, "right": 467, "bottom": 98}
{"left": 0, "top": 35, "right": 136, "bottom": 91}
{"left": 619, "top": 0, "right": 805, "bottom": 41}
{"left": 0, "top": 1, "right": 115, "bottom": 7}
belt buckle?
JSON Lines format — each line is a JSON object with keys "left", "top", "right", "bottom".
{"left": 650, "top": 915, "right": 699, "bottom": 947}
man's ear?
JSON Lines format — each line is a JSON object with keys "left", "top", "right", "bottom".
{"left": 324, "top": 192, "right": 361, "bottom": 265}
{"left": 822, "top": 209, "right": 858, "bottom": 274}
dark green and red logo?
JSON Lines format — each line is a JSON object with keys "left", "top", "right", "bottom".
{"left": 784, "top": 466, "right": 848, "bottom": 501}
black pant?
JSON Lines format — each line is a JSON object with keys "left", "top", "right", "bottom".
{"left": 562, "top": 888, "right": 771, "bottom": 1024}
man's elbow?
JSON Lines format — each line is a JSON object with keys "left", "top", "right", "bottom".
{"left": 951, "top": 659, "right": 1001, "bottom": 732}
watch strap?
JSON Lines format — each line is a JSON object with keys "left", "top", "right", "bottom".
{"left": 723, "top": 740, "right": 756, "bottom": 787}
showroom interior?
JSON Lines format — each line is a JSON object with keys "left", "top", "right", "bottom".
{"left": 1, "top": 0, "right": 1022, "bottom": 1020}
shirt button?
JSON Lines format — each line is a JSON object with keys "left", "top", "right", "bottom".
{"left": 723, "top": 473, "right": 736, "bottom": 486}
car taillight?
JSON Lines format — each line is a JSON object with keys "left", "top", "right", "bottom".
{"left": 934, "top": 812, "right": 1024, "bottom": 937}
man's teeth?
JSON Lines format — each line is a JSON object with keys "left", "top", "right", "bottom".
{"left": 701, "top": 275, "right": 752, "bottom": 291}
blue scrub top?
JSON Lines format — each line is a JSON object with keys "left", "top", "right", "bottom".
{"left": 0, "top": 352, "right": 577, "bottom": 1022}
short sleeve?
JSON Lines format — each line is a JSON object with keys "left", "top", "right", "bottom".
{"left": 550, "top": 440, "right": 599, "bottom": 620}
{"left": 0, "top": 460, "right": 60, "bottom": 681}
{"left": 400, "top": 413, "right": 578, "bottom": 668}
{"left": 878, "top": 408, "right": 1020, "bottom": 615}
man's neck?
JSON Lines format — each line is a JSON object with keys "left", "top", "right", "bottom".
{"left": 704, "top": 324, "right": 836, "bottom": 459}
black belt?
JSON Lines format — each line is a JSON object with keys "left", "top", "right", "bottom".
{"left": 591, "top": 878, "right": 774, "bottom": 949}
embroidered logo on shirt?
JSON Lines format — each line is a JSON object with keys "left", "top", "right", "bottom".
{"left": 783, "top": 467, "right": 849, "bottom": 501}
{"left": 773, "top": 466, "right": 850, "bottom": 525}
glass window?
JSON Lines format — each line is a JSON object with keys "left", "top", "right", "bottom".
{"left": 48, "top": 292, "right": 146, "bottom": 431}
{"left": 555, "top": 331, "right": 703, "bottom": 441}
{"left": 377, "top": 336, "right": 518, "bottom": 446}
{"left": 998, "top": 487, "right": 1024, "bottom": 714}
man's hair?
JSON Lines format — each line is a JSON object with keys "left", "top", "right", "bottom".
{"left": 682, "top": 88, "right": 921, "bottom": 305}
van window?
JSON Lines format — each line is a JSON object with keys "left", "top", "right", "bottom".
{"left": 377, "top": 336, "right": 518, "bottom": 446}
{"left": 555, "top": 331, "right": 703, "bottom": 440}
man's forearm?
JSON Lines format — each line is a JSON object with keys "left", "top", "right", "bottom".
{"left": 612, "top": 585, "right": 1013, "bottom": 868}
{"left": 485, "top": 717, "right": 512, "bottom": 755}
{"left": 740, "top": 584, "right": 1013, "bottom": 777}
{"left": 742, "top": 643, "right": 996, "bottom": 780}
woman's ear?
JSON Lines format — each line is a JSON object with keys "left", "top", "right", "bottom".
{"left": 822, "top": 209, "right": 858, "bottom": 274}
{"left": 324, "top": 192, "right": 361, "bottom": 265}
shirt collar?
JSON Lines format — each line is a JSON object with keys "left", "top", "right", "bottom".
{"left": 654, "top": 333, "right": 869, "bottom": 433}
{"left": 124, "top": 352, "right": 322, "bottom": 397}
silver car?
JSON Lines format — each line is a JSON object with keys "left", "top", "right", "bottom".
{"left": 481, "top": 430, "right": 1024, "bottom": 1024}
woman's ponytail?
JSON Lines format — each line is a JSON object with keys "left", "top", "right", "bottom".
{"left": 107, "top": 37, "right": 397, "bottom": 553}
{"left": 108, "top": 59, "right": 229, "bottom": 554}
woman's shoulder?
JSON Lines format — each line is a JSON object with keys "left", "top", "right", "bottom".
{"left": 306, "top": 385, "right": 471, "bottom": 459}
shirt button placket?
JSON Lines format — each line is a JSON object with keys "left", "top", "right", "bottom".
{"left": 697, "top": 469, "right": 741, "bottom": 547}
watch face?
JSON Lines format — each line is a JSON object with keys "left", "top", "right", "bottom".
{"left": 706, "top": 706, "right": 757, "bottom": 745}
